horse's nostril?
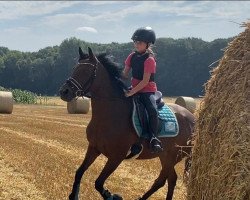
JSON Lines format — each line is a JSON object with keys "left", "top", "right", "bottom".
{"left": 63, "top": 89, "right": 69, "bottom": 95}
{"left": 60, "top": 88, "right": 68, "bottom": 96}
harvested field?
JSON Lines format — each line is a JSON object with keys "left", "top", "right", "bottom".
{"left": 0, "top": 98, "right": 199, "bottom": 200}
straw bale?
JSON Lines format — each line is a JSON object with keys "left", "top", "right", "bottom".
{"left": 187, "top": 22, "right": 250, "bottom": 200}
{"left": 67, "top": 97, "right": 90, "bottom": 114}
{"left": 0, "top": 91, "right": 13, "bottom": 114}
{"left": 175, "top": 96, "right": 196, "bottom": 113}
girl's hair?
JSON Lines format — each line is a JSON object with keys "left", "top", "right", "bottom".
{"left": 146, "top": 44, "right": 155, "bottom": 57}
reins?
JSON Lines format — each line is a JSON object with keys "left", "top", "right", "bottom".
{"left": 67, "top": 60, "right": 129, "bottom": 101}
{"left": 66, "top": 62, "right": 98, "bottom": 98}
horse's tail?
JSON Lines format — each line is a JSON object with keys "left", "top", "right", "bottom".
{"left": 183, "top": 112, "right": 195, "bottom": 184}
{"left": 183, "top": 142, "right": 192, "bottom": 184}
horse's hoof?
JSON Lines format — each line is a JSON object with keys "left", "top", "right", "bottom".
{"left": 69, "top": 193, "right": 78, "bottom": 200}
{"left": 112, "top": 194, "right": 123, "bottom": 200}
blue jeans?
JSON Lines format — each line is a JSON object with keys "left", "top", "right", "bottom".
{"left": 138, "top": 92, "right": 158, "bottom": 137}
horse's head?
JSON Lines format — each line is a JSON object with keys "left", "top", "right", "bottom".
{"left": 59, "top": 47, "right": 99, "bottom": 102}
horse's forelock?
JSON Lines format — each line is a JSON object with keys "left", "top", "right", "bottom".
{"left": 78, "top": 53, "right": 89, "bottom": 62}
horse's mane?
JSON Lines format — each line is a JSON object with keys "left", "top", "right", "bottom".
{"left": 78, "top": 52, "right": 129, "bottom": 94}
{"left": 97, "top": 53, "right": 129, "bottom": 93}
{"left": 97, "top": 53, "right": 122, "bottom": 79}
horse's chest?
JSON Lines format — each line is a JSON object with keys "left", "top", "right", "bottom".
{"left": 86, "top": 120, "right": 112, "bottom": 140}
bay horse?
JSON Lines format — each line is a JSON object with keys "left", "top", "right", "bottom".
{"left": 59, "top": 47, "right": 195, "bottom": 200}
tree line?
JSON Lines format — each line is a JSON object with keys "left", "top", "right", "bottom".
{"left": 0, "top": 37, "right": 232, "bottom": 97}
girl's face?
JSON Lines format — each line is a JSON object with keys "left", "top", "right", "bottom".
{"left": 133, "top": 41, "right": 147, "bottom": 53}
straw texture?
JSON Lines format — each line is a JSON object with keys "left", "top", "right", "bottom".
{"left": 67, "top": 97, "right": 90, "bottom": 114}
{"left": 0, "top": 91, "right": 13, "bottom": 114}
{"left": 187, "top": 22, "right": 250, "bottom": 200}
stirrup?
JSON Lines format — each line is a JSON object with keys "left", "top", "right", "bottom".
{"left": 150, "top": 137, "right": 163, "bottom": 153}
{"left": 125, "top": 143, "right": 143, "bottom": 159}
{"left": 150, "top": 136, "right": 161, "bottom": 144}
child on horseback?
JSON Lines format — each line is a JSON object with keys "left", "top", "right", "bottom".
{"left": 123, "top": 27, "right": 163, "bottom": 153}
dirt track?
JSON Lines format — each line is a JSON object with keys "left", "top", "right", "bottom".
{"left": 0, "top": 104, "right": 187, "bottom": 200}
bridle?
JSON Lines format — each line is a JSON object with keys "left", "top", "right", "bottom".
{"left": 66, "top": 62, "right": 98, "bottom": 98}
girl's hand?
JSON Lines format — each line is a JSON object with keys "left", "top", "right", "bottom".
{"left": 125, "top": 90, "right": 134, "bottom": 97}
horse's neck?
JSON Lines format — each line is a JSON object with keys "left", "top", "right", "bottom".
{"left": 90, "top": 93, "right": 132, "bottom": 125}
{"left": 90, "top": 65, "right": 132, "bottom": 117}
{"left": 91, "top": 97, "right": 131, "bottom": 116}
{"left": 90, "top": 65, "right": 124, "bottom": 100}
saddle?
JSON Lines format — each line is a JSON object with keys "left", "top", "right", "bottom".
{"left": 133, "top": 91, "right": 164, "bottom": 136}
{"left": 153, "top": 91, "right": 165, "bottom": 109}
{"left": 126, "top": 91, "right": 179, "bottom": 159}
{"left": 133, "top": 91, "right": 179, "bottom": 138}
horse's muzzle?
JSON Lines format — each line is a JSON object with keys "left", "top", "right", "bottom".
{"left": 59, "top": 83, "right": 75, "bottom": 102}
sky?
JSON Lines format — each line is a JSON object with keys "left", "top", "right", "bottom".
{"left": 0, "top": 1, "right": 249, "bottom": 52}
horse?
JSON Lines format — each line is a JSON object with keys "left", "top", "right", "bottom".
{"left": 59, "top": 47, "right": 195, "bottom": 200}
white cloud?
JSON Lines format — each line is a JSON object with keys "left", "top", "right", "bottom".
{"left": 0, "top": 1, "right": 249, "bottom": 52}
{"left": 19, "top": 1, "right": 250, "bottom": 31}
{"left": 84, "top": 1, "right": 125, "bottom": 6}
{"left": 1, "top": 1, "right": 249, "bottom": 23}
{"left": 41, "top": 13, "right": 93, "bottom": 28}
{"left": 3, "top": 27, "right": 30, "bottom": 34}
{"left": 76, "top": 27, "right": 98, "bottom": 33}
{"left": 0, "top": 1, "right": 81, "bottom": 20}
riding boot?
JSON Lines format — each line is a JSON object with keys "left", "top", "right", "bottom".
{"left": 149, "top": 135, "right": 163, "bottom": 153}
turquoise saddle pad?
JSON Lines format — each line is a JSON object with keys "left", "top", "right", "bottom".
{"left": 132, "top": 100, "right": 179, "bottom": 138}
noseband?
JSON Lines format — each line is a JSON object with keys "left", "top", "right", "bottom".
{"left": 66, "top": 62, "right": 98, "bottom": 98}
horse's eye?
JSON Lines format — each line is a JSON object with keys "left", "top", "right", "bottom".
{"left": 73, "top": 64, "right": 78, "bottom": 70}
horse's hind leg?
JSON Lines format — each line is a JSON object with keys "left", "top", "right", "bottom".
{"left": 138, "top": 166, "right": 168, "bottom": 200}
{"left": 69, "top": 145, "right": 100, "bottom": 200}
{"left": 165, "top": 166, "right": 177, "bottom": 200}
{"left": 95, "top": 158, "right": 123, "bottom": 200}
{"left": 139, "top": 158, "right": 177, "bottom": 200}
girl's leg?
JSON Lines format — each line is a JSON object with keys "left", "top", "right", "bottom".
{"left": 140, "top": 93, "right": 163, "bottom": 152}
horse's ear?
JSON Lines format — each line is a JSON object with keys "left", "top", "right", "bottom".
{"left": 88, "top": 47, "right": 98, "bottom": 64}
{"left": 79, "top": 47, "right": 85, "bottom": 59}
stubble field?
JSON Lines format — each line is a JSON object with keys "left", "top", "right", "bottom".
{"left": 0, "top": 97, "right": 193, "bottom": 200}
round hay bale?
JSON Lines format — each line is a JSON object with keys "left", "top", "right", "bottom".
{"left": 175, "top": 96, "right": 196, "bottom": 113}
{"left": 0, "top": 91, "right": 13, "bottom": 114}
{"left": 187, "top": 22, "right": 250, "bottom": 200}
{"left": 67, "top": 97, "right": 90, "bottom": 114}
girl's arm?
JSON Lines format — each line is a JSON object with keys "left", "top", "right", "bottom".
{"left": 125, "top": 72, "right": 151, "bottom": 97}
{"left": 122, "top": 67, "right": 130, "bottom": 79}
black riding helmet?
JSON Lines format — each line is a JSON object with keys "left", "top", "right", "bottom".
{"left": 131, "top": 27, "right": 156, "bottom": 44}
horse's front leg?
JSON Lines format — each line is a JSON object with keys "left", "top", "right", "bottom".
{"left": 69, "top": 145, "right": 100, "bottom": 200}
{"left": 95, "top": 158, "right": 124, "bottom": 200}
